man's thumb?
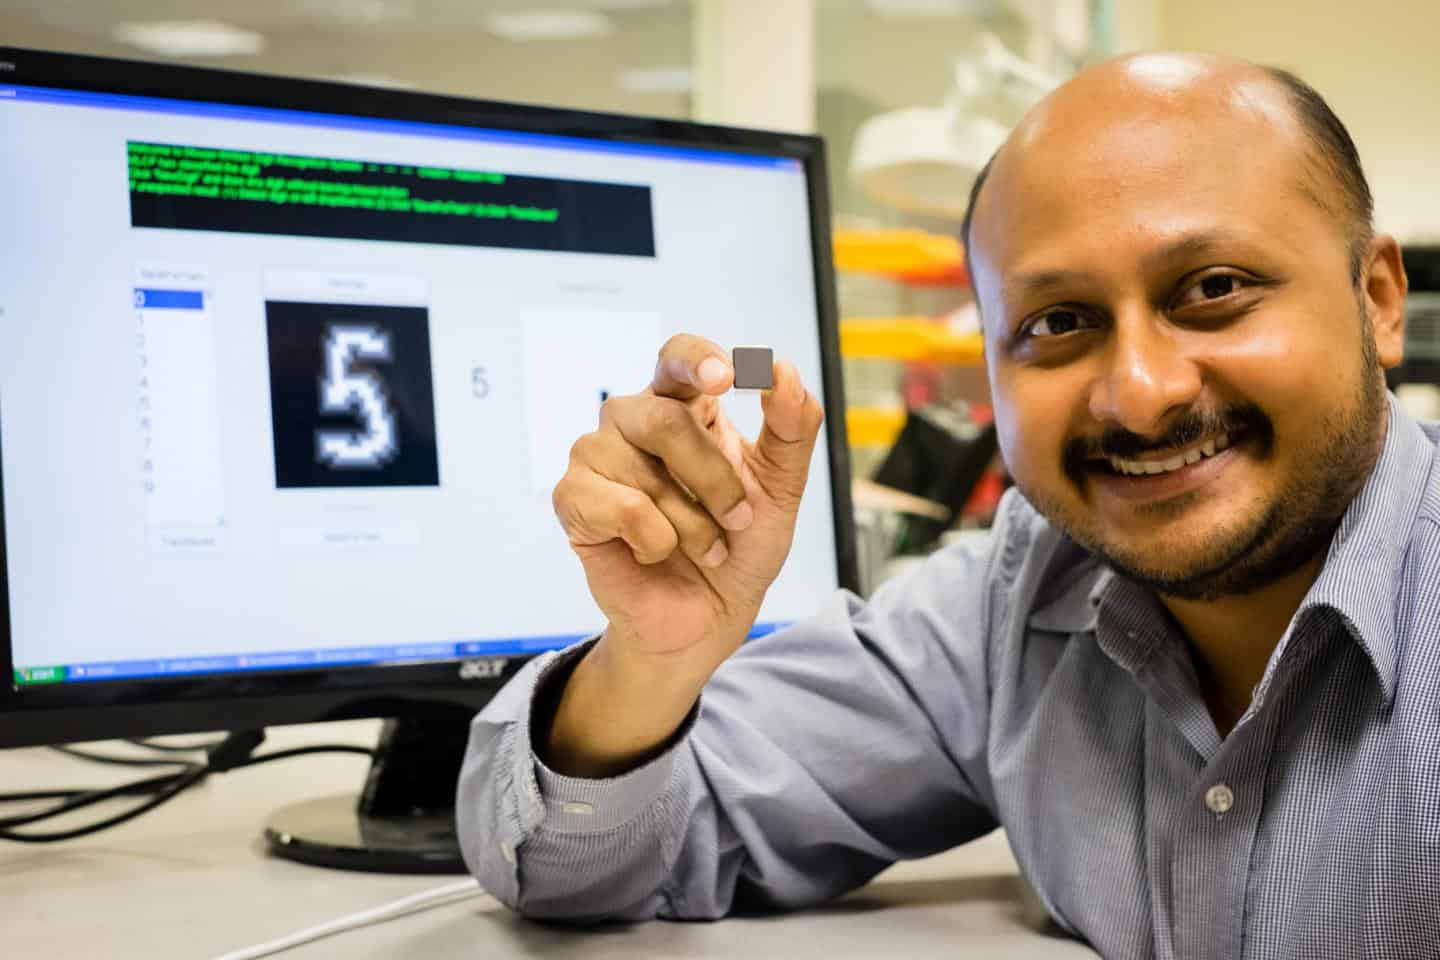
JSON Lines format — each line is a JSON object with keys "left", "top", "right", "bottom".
{"left": 752, "top": 361, "right": 825, "bottom": 503}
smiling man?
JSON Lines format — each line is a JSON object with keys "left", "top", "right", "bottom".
{"left": 966, "top": 53, "right": 1407, "bottom": 740}
{"left": 458, "top": 54, "right": 1440, "bottom": 958}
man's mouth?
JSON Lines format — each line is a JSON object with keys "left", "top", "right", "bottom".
{"left": 1078, "top": 427, "right": 1254, "bottom": 504}
{"left": 1099, "top": 430, "right": 1238, "bottom": 476}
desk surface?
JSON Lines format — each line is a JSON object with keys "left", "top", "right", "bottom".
{"left": 0, "top": 722, "right": 1097, "bottom": 959}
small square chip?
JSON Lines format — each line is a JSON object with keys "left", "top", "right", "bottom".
{"left": 731, "top": 346, "right": 774, "bottom": 389}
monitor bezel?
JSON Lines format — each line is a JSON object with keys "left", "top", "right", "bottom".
{"left": 0, "top": 46, "right": 858, "bottom": 748}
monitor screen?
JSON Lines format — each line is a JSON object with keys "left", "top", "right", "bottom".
{"left": 0, "top": 48, "right": 854, "bottom": 748}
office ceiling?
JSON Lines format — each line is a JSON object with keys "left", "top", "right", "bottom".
{"left": 0, "top": 1, "right": 687, "bottom": 113}
{"left": 0, "top": 1, "right": 1025, "bottom": 117}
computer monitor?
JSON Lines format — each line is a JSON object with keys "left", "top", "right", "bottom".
{"left": 0, "top": 47, "right": 857, "bottom": 871}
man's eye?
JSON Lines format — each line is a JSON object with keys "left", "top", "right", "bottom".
{"left": 1026, "top": 309, "right": 1090, "bottom": 338}
{"left": 1176, "top": 272, "right": 1249, "bottom": 307}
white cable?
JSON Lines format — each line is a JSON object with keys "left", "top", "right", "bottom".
{"left": 212, "top": 878, "right": 491, "bottom": 960}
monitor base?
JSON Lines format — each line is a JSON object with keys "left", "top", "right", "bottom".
{"left": 263, "top": 710, "right": 475, "bottom": 874}
{"left": 264, "top": 793, "right": 466, "bottom": 874}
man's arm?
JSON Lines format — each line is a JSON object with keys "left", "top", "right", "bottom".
{"left": 455, "top": 506, "right": 1009, "bottom": 921}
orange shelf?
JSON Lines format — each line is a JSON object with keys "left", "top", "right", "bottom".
{"left": 833, "top": 228, "right": 969, "bottom": 287}
{"left": 846, "top": 406, "right": 908, "bottom": 448}
{"left": 840, "top": 317, "right": 984, "bottom": 365}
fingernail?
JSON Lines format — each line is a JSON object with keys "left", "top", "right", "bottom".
{"left": 697, "top": 357, "right": 728, "bottom": 390}
{"left": 721, "top": 501, "right": 753, "bottom": 531}
{"left": 701, "top": 539, "right": 728, "bottom": 568}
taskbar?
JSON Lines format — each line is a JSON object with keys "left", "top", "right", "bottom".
{"left": 13, "top": 621, "right": 788, "bottom": 687}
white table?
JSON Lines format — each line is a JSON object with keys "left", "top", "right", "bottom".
{"left": 0, "top": 722, "right": 1098, "bottom": 959}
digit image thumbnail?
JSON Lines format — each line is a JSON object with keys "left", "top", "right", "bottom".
{"left": 266, "top": 300, "right": 439, "bottom": 488}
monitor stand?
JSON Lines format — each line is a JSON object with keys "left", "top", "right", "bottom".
{"left": 263, "top": 707, "right": 473, "bottom": 874}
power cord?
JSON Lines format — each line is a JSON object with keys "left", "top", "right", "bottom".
{"left": 0, "top": 730, "right": 374, "bottom": 843}
{"left": 211, "top": 878, "right": 490, "bottom": 960}
{"left": 0, "top": 766, "right": 210, "bottom": 842}
{"left": 126, "top": 735, "right": 227, "bottom": 753}
{"left": 10, "top": 733, "right": 490, "bottom": 959}
{"left": 49, "top": 744, "right": 207, "bottom": 768}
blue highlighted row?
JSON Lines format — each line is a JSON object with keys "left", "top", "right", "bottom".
{"left": 134, "top": 288, "right": 204, "bottom": 310}
{"left": 19, "top": 622, "right": 789, "bottom": 686}
{"left": 3, "top": 84, "right": 802, "bottom": 172}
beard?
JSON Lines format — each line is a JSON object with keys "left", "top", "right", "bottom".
{"left": 1019, "top": 315, "right": 1389, "bottom": 603}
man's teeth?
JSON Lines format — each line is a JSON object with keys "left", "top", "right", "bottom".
{"left": 1107, "top": 432, "right": 1232, "bottom": 476}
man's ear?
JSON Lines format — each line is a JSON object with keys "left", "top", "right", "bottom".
{"left": 1363, "top": 234, "right": 1407, "bottom": 369}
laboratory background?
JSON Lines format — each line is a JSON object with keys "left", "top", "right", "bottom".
{"left": 2, "top": 3, "right": 1439, "bottom": 957}
{"left": 4, "top": 0, "right": 1435, "bottom": 587}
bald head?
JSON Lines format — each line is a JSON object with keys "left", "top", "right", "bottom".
{"left": 962, "top": 53, "right": 1373, "bottom": 288}
{"left": 948, "top": 51, "right": 1411, "bottom": 612}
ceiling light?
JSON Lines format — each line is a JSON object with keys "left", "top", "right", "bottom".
{"left": 619, "top": 67, "right": 693, "bottom": 94}
{"left": 114, "top": 20, "right": 265, "bottom": 57}
{"left": 863, "top": 0, "right": 975, "bottom": 17}
{"left": 485, "top": 10, "right": 614, "bottom": 40}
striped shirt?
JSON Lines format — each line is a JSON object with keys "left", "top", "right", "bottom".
{"left": 457, "top": 393, "right": 1440, "bottom": 959}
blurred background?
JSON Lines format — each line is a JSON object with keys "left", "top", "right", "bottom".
{"left": 5, "top": 0, "right": 1437, "bottom": 587}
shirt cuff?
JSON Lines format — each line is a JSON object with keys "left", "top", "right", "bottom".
{"left": 527, "top": 643, "right": 699, "bottom": 835}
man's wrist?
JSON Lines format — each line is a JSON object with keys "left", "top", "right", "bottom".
{"left": 540, "top": 629, "right": 722, "bottom": 778}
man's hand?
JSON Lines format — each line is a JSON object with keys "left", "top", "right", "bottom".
{"left": 545, "top": 333, "right": 824, "bottom": 776}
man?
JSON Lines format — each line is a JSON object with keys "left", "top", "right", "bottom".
{"left": 457, "top": 52, "right": 1440, "bottom": 959}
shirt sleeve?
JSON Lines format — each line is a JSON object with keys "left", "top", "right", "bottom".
{"left": 456, "top": 494, "right": 1017, "bottom": 923}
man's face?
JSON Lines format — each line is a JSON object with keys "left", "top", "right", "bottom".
{"left": 970, "top": 66, "right": 1395, "bottom": 600}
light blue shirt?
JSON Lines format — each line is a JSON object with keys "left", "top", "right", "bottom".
{"left": 458, "top": 394, "right": 1440, "bottom": 959}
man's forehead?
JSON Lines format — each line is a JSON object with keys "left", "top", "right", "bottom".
{"left": 1010, "top": 53, "right": 1299, "bottom": 152}
{"left": 971, "top": 55, "right": 1324, "bottom": 280}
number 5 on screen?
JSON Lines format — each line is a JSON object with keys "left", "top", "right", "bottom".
{"left": 315, "top": 324, "right": 399, "bottom": 469}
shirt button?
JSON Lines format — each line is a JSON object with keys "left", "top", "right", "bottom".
{"left": 1205, "top": 783, "right": 1235, "bottom": 815}
{"left": 499, "top": 840, "right": 516, "bottom": 864}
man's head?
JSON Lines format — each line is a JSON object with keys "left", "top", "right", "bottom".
{"left": 963, "top": 53, "right": 1408, "bottom": 601}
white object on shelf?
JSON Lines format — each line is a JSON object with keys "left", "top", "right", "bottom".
{"left": 850, "top": 107, "right": 1006, "bottom": 219}
{"left": 849, "top": 33, "right": 1060, "bottom": 220}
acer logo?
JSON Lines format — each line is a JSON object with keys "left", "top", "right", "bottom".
{"left": 0, "top": 62, "right": 15, "bottom": 72}
{"left": 458, "top": 658, "right": 508, "bottom": 681}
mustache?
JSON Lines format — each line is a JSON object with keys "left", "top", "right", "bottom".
{"left": 1065, "top": 403, "right": 1271, "bottom": 466}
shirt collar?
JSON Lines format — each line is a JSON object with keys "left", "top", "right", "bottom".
{"left": 1297, "top": 393, "right": 1435, "bottom": 707}
{"left": 1025, "top": 538, "right": 1103, "bottom": 634}
{"left": 1027, "top": 393, "right": 1437, "bottom": 705}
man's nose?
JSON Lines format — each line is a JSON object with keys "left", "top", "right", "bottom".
{"left": 1088, "top": 308, "right": 1203, "bottom": 439}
